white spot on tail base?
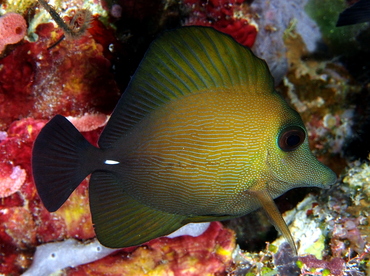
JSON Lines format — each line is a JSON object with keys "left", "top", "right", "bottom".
{"left": 104, "top": 160, "right": 120, "bottom": 165}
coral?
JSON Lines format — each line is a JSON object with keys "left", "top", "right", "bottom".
{"left": 21, "top": 222, "right": 235, "bottom": 276}
{"left": 183, "top": 0, "right": 258, "bottom": 48}
{"left": 277, "top": 26, "right": 366, "bottom": 174}
{"left": 66, "top": 222, "right": 235, "bottom": 276}
{"left": 250, "top": 0, "right": 322, "bottom": 84}
{"left": 0, "top": 19, "right": 120, "bottom": 130}
{"left": 0, "top": 12, "right": 27, "bottom": 54}
{"left": 272, "top": 194, "right": 328, "bottom": 258}
{"left": 0, "top": 0, "right": 369, "bottom": 275}
{"left": 343, "top": 161, "right": 370, "bottom": 199}
{"left": 0, "top": 164, "right": 26, "bottom": 198}
{"left": 341, "top": 162, "right": 370, "bottom": 255}
{"left": 299, "top": 255, "right": 345, "bottom": 276}
{"left": 0, "top": 116, "right": 103, "bottom": 274}
{"left": 293, "top": 161, "right": 369, "bottom": 274}
{"left": 0, "top": 118, "right": 43, "bottom": 275}
{"left": 0, "top": 0, "right": 39, "bottom": 14}
{"left": 1, "top": 207, "right": 37, "bottom": 248}
{"left": 23, "top": 239, "right": 117, "bottom": 276}
{"left": 0, "top": 115, "right": 236, "bottom": 275}
{"left": 38, "top": 0, "right": 93, "bottom": 40}
{"left": 331, "top": 218, "right": 366, "bottom": 257}
{"left": 66, "top": 113, "right": 109, "bottom": 133}
{"left": 229, "top": 157, "right": 370, "bottom": 275}
{"left": 273, "top": 242, "right": 300, "bottom": 276}
{"left": 229, "top": 243, "right": 279, "bottom": 275}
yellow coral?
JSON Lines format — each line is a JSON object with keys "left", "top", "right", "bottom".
{"left": 1, "top": 0, "right": 36, "bottom": 14}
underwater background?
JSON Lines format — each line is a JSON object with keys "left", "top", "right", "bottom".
{"left": 0, "top": 0, "right": 369, "bottom": 275}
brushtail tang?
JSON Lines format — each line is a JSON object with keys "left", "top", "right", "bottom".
{"left": 32, "top": 26, "right": 337, "bottom": 251}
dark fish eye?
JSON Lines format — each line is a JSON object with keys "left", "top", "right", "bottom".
{"left": 278, "top": 126, "right": 305, "bottom": 152}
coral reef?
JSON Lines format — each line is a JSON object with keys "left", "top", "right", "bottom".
{"left": 0, "top": 117, "right": 98, "bottom": 274}
{"left": 23, "top": 239, "right": 117, "bottom": 276}
{"left": 0, "top": 19, "right": 120, "bottom": 130}
{"left": 66, "top": 222, "right": 235, "bottom": 276}
{"left": 0, "top": 115, "right": 236, "bottom": 275}
{"left": 0, "top": 0, "right": 369, "bottom": 275}
{"left": 278, "top": 23, "right": 363, "bottom": 174}
{"left": 0, "top": 12, "right": 27, "bottom": 54}
{"left": 182, "top": 0, "right": 324, "bottom": 84}
{"left": 251, "top": 0, "right": 322, "bottom": 84}
{"left": 183, "top": 0, "right": 258, "bottom": 48}
{"left": 0, "top": 163, "right": 26, "bottom": 198}
{"left": 22, "top": 222, "right": 234, "bottom": 275}
{"left": 229, "top": 168, "right": 369, "bottom": 275}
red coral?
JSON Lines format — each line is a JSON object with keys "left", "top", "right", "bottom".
{"left": 0, "top": 118, "right": 44, "bottom": 204}
{"left": 217, "top": 19, "right": 257, "bottom": 48}
{"left": 0, "top": 207, "right": 37, "bottom": 248}
{"left": 0, "top": 5, "right": 240, "bottom": 274}
{"left": 67, "top": 222, "right": 236, "bottom": 275}
{"left": 183, "top": 0, "right": 257, "bottom": 47}
{"left": 66, "top": 113, "right": 108, "bottom": 133}
{"left": 0, "top": 164, "right": 26, "bottom": 198}
{"left": 0, "top": 118, "right": 44, "bottom": 274}
{"left": 0, "top": 13, "right": 27, "bottom": 54}
{"left": 86, "top": 17, "right": 121, "bottom": 62}
{"left": 0, "top": 242, "right": 32, "bottom": 276}
{"left": 0, "top": 20, "right": 120, "bottom": 130}
{"left": 0, "top": 116, "right": 106, "bottom": 274}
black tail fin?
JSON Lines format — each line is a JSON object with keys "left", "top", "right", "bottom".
{"left": 336, "top": 0, "right": 370, "bottom": 27}
{"left": 32, "top": 115, "right": 99, "bottom": 212}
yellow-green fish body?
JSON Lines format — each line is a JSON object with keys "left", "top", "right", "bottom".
{"left": 32, "top": 27, "right": 336, "bottom": 250}
{"left": 115, "top": 90, "right": 303, "bottom": 215}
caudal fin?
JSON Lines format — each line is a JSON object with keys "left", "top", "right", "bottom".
{"left": 32, "top": 115, "right": 99, "bottom": 212}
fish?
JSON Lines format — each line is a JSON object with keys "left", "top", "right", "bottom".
{"left": 336, "top": 0, "right": 370, "bottom": 27}
{"left": 32, "top": 26, "right": 337, "bottom": 251}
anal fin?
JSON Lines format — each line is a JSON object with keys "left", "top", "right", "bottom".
{"left": 89, "top": 171, "right": 186, "bottom": 248}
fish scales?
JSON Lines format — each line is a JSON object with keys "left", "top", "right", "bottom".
{"left": 112, "top": 91, "right": 275, "bottom": 213}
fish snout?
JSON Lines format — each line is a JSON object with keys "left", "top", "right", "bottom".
{"left": 320, "top": 167, "right": 337, "bottom": 189}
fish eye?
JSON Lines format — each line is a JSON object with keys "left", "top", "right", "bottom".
{"left": 278, "top": 126, "right": 305, "bottom": 152}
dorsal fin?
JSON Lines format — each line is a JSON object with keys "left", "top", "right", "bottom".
{"left": 99, "top": 26, "right": 274, "bottom": 149}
